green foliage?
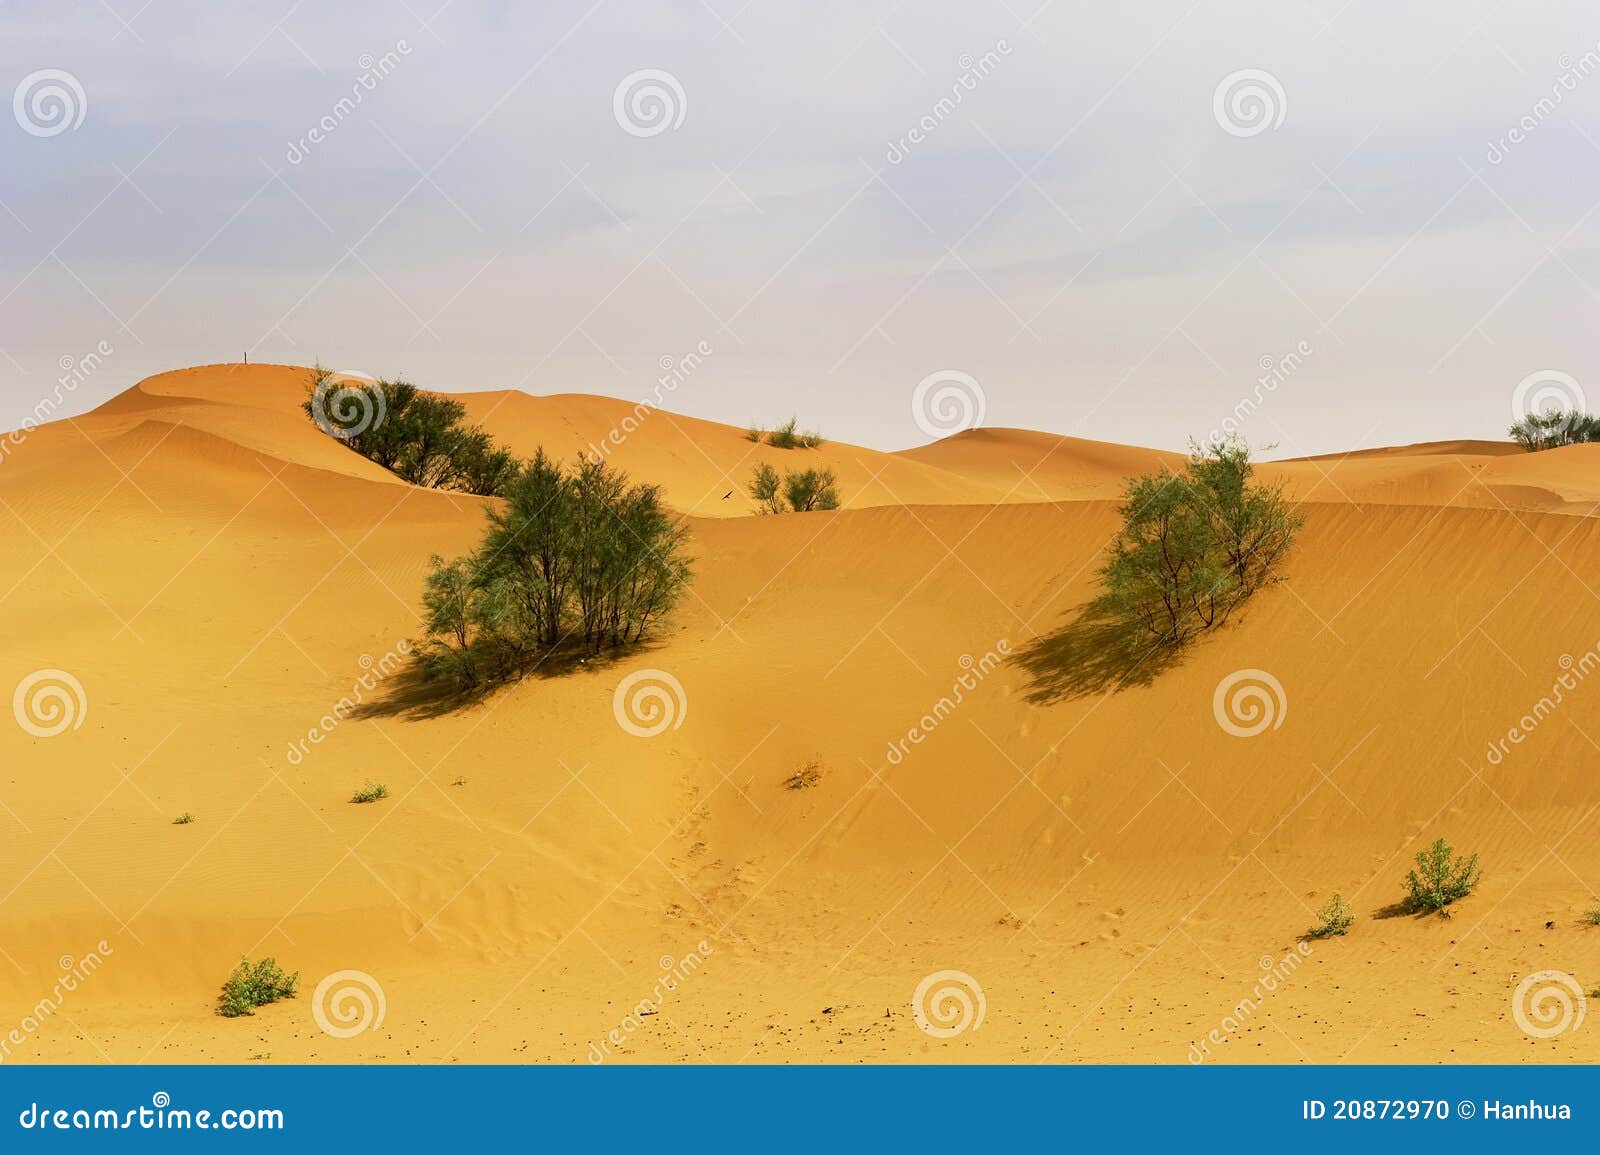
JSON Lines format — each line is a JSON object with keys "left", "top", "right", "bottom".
{"left": 1403, "top": 837, "right": 1481, "bottom": 911}
{"left": 1509, "top": 409, "right": 1600, "bottom": 452}
{"left": 1584, "top": 907, "right": 1600, "bottom": 926}
{"left": 351, "top": 780, "right": 389, "bottom": 804}
{"left": 784, "top": 467, "right": 840, "bottom": 512}
{"left": 748, "top": 464, "right": 841, "bottom": 512}
{"left": 217, "top": 956, "right": 299, "bottom": 1018}
{"left": 766, "top": 416, "right": 800, "bottom": 449}
{"left": 1308, "top": 893, "right": 1354, "bottom": 938}
{"left": 1095, "top": 437, "right": 1300, "bottom": 650}
{"left": 417, "top": 454, "right": 693, "bottom": 691}
{"left": 748, "top": 462, "right": 784, "bottom": 514}
{"left": 302, "top": 365, "right": 517, "bottom": 496}
{"left": 173, "top": 812, "right": 195, "bottom": 825}
{"left": 746, "top": 416, "right": 821, "bottom": 449}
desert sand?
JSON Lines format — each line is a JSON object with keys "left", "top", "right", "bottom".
{"left": 1, "top": 362, "right": 1596, "bottom": 1064}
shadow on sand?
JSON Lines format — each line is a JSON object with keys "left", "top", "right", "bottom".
{"left": 349, "top": 645, "right": 619, "bottom": 721}
{"left": 1012, "top": 601, "right": 1185, "bottom": 704}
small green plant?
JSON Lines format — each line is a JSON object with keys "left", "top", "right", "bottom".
{"left": 1584, "top": 908, "right": 1600, "bottom": 926}
{"left": 766, "top": 416, "right": 800, "bottom": 449}
{"left": 745, "top": 423, "right": 763, "bottom": 443}
{"left": 1404, "top": 837, "right": 1481, "bottom": 912}
{"left": 351, "top": 780, "right": 389, "bottom": 804}
{"left": 798, "top": 429, "right": 824, "bottom": 448}
{"left": 1308, "top": 892, "right": 1354, "bottom": 938}
{"left": 451, "top": 775, "right": 466, "bottom": 787}
{"left": 217, "top": 956, "right": 299, "bottom": 1018}
{"left": 173, "top": 812, "right": 195, "bottom": 825}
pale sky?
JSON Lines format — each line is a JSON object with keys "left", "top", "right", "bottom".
{"left": 3, "top": 1, "right": 1599, "bottom": 455}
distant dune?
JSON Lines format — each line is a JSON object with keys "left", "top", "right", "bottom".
{"left": 1, "top": 362, "right": 1596, "bottom": 1064}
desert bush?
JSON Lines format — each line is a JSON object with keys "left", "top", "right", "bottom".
{"left": 1584, "top": 907, "right": 1600, "bottom": 926}
{"left": 1095, "top": 437, "right": 1299, "bottom": 650}
{"left": 217, "top": 956, "right": 299, "bottom": 1018}
{"left": 417, "top": 454, "right": 693, "bottom": 691}
{"left": 745, "top": 424, "right": 763, "bottom": 443}
{"left": 766, "top": 416, "right": 801, "bottom": 449}
{"left": 783, "top": 467, "right": 840, "bottom": 512}
{"left": 173, "top": 812, "right": 195, "bottom": 825}
{"left": 1403, "top": 837, "right": 1480, "bottom": 911}
{"left": 747, "top": 463, "right": 842, "bottom": 513}
{"left": 799, "top": 429, "right": 824, "bottom": 448}
{"left": 302, "top": 365, "right": 516, "bottom": 496}
{"left": 1308, "top": 893, "right": 1354, "bottom": 938}
{"left": 748, "top": 462, "right": 784, "bottom": 514}
{"left": 351, "top": 780, "right": 389, "bottom": 804}
{"left": 1509, "top": 409, "right": 1600, "bottom": 452}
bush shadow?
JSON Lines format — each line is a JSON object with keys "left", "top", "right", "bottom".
{"left": 1013, "top": 601, "right": 1185, "bottom": 704}
{"left": 350, "top": 643, "right": 627, "bottom": 721}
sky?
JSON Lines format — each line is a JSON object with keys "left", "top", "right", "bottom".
{"left": 3, "top": 0, "right": 1599, "bottom": 455}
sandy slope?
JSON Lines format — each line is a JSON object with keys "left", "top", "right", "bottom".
{"left": 1, "top": 363, "right": 1597, "bottom": 1065}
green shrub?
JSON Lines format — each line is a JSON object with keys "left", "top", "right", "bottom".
{"left": 1584, "top": 908, "right": 1600, "bottom": 926}
{"left": 783, "top": 467, "right": 840, "bottom": 512}
{"left": 1308, "top": 893, "right": 1354, "bottom": 938}
{"left": 302, "top": 365, "right": 516, "bottom": 496}
{"left": 217, "top": 956, "right": 299, "bottom": 1018}
{"left": 766, "top": 417, "right": 800, "bottom": 449}
{"left": 417, "top": 453, "right": 693, "bottom": 691}
{"left": 747, "top": 463, "right": 842, "bottom": 513}
{"left": 798, "top": 429, "right": 824, "bottom": 448}
{"left": 745, "top": 424, "right": 763, "bottom": 443}
{"left": 1404, "top": 837, "right": 1481, "bottom": 911}
{"left": 1509, "top": 409, "right": 1600, "bottom": 452}
{"left": 748, "top": 462, "right": 784, "bottom": 515}
{"left": 173, "top": 812, "right": 195, "bottom": 825}
{"left": 1096, "top": 437, "right": 1299, "bottom": 650}
{"left": 351, "top": 781, "right": 389, "bottom": 804}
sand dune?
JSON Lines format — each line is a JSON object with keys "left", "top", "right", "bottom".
{"left": 1, "top": 363, "right": 1596, "bottom": 1064}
